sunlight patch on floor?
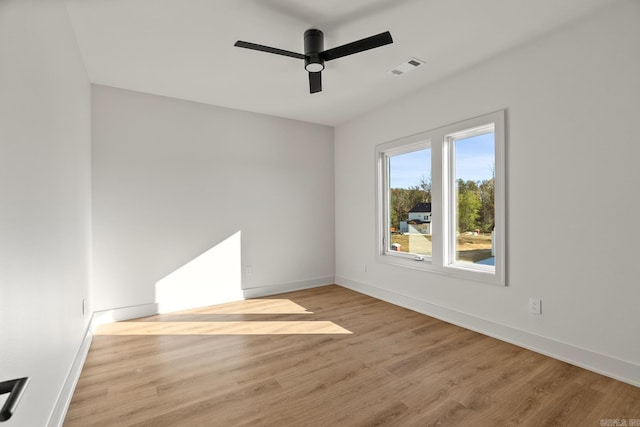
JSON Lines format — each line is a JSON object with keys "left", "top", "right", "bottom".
{"left": 95, "top": 321, "right": 352, "bottom": 336}
{"left": 172, "top": 299, "right": 313, "bottom": 315}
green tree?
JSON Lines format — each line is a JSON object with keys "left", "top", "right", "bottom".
{"left": 478, "top": 178, "right": 495, "bottom": 232}
{"left": 419, "top": 175, "right": 432, "bottom": 202}
{"left": 457, "top": 179, "right": 481, "bottom": 232}
{"left": 390, "top": 188, "right": 409, "bottom": 230}
{"left": 389, "top": 184, "right": 430, "bottom": 230}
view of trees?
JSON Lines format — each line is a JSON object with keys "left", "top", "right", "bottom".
{"left": 389, "top": 176, "right": 431, "bottom": 231}
{"left": 456, "top": 178, "right": 495, "bottom": 233}
{"left": 390, "top": 175, "right": 494, "bottom": 233}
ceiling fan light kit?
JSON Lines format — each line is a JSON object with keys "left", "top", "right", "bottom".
{"left": 234, "top": 29, "right": 393, "bottom": 94}
{"left": 304, "top": 29, "right": 325, "bottom": 73}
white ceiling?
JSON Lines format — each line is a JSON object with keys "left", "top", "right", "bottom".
{"left": 64, "top": 0, "right": 618, "bottom": 126}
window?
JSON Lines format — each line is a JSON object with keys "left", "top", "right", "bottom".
{"left": 385, "top": 142, "right": 432, "bottom": 258}
{"left": 446, "top": 123, "right": 497, "bottom": 270}
{"left": 376, "top": 110, "right": 505, "bottom": 285}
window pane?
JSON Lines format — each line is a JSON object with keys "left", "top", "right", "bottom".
{"left": 454, "top": 131, "right": 495, "bottom": 266}
{"left": 388, "top": 148, "right": 432, "bottom": 256}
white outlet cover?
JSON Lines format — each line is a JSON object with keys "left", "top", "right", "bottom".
{"left": 529, "top": 298, "right": 542, "bottom": 315}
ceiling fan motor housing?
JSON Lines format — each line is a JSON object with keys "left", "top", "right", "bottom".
{"left": 304, "top": 29, "right": 324, "bottom": 72}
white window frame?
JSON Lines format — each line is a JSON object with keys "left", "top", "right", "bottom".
{"left": 376, "top": 110, "right": 505, "bottom": 286}
{"left": 378, "top": 138, "right": 433, "bottom": 263}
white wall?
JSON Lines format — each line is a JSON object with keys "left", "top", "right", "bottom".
{"left": 0, "top": 1, "right": 92, "bottom": 426}
{"left": 335, "top": 0, "right": 640, "bottom": 384}
{"left": 91, "top": 86, "right": 334, "bottom": 312}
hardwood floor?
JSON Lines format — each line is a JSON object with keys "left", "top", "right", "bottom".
{"left": 65, "top": 285, "right": 640, "bottom": 426}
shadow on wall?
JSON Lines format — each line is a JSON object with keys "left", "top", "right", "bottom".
{"left": 154, "top": 231, "right": 244, "bottom": 313}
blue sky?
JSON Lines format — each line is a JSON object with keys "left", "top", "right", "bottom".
{"left": 389, "top": 133, "right": 494, "bottom": 188}
{"left": 455, "top": 133, "right": 495, "bottom": 182}
{"left": 389, "top": 148, "right": 431, "bottom": 189}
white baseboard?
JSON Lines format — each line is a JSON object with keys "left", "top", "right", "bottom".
{"left": 93, "top": 303, "right": 159, "bottom": 325}
{"left": 335, "top": 275, "right": 640, "bottom": 388}
{"left": 47, "top": 317, "right": 94, "bottom": 427}
{"left": 46, "top": 302, "right": 157, "bottom": 427}
{"left": 242, "top": 276, "right": 334, "bottom": 299}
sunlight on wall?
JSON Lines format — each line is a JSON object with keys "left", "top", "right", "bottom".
{"left": 155, "top": 231, "right": 243, "bottom": 313}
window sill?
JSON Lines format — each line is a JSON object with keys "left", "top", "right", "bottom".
{"left": 377, "top": 253, "right": 505, "bottom": 286}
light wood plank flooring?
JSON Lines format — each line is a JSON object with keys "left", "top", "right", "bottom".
{"left": 65, "top": 285, "right": 640, "bottom": 426}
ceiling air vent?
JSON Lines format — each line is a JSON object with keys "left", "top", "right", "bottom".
{"left": 389, "top": 57, "right": 425, "bottom": 76}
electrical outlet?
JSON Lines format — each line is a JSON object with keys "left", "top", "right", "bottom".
{"left": 245, "top": 266, "right": 253, "bottom": 276}
{"left": 529, "top": 298, "right": 542, "bottom": 315}
{"left": 82, "top": 298, "right": 85, "bottom": 315}
{"left": 364, "top": 263, "right": 368, "bottom": 273}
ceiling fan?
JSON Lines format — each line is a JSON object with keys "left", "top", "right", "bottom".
{"left": 234, "top": 29, "right": 393, "bottom": 94}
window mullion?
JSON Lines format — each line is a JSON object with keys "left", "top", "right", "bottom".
{"left": 446, "top": 135, "right": 457, "bottom": 267}
{"left": 430, "top": 133, "right": 444, "bottom": 267}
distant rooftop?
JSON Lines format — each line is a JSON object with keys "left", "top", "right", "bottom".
{"left": 409, "top": 202, "right": 431, "bottom": 213}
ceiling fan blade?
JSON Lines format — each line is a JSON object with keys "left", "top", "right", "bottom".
{"left": 234, "top": 41, "right": 305, "bottom": 60}
{"left": 320, "top": 31, "right": 393, "bottom": 62}
{"left": 309, "top": 72, "right": 322, "bottom": 94}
